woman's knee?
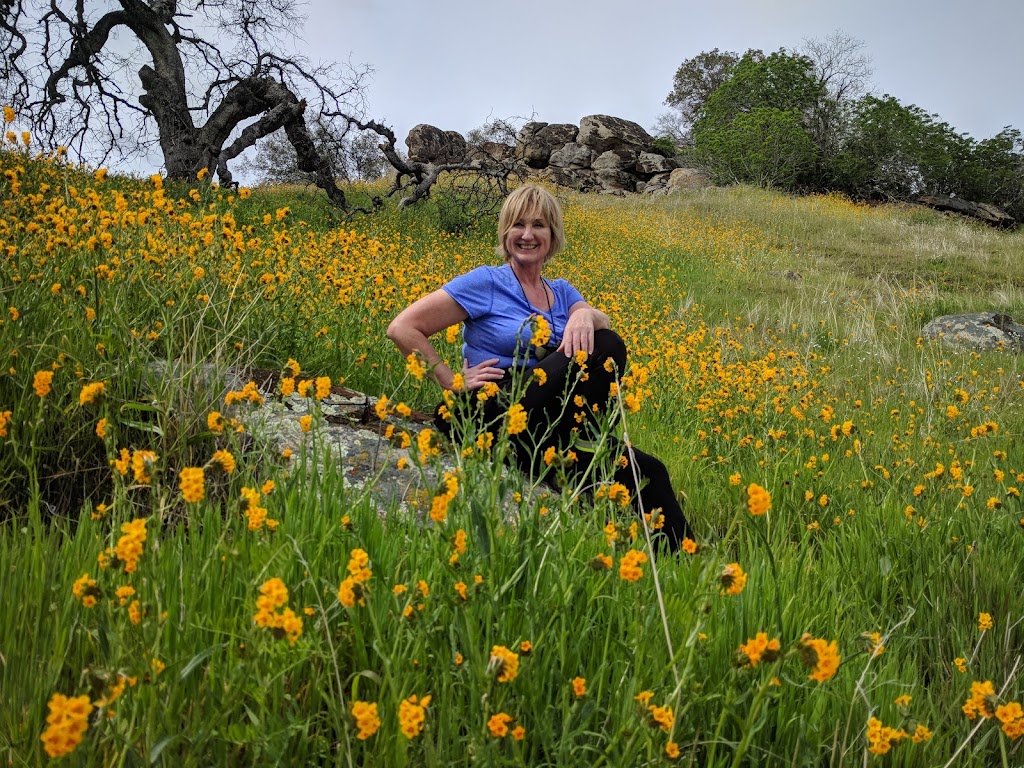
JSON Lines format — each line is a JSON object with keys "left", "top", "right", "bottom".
{"left": 593, "top": 329, "right": 626, "bottom": 372}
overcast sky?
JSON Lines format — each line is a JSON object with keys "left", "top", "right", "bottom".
{"left": 304, "top": 0, "right": 1023, "bottom": 145}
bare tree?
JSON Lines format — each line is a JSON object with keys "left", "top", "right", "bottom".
{"left": 798, "top": 31, "right": 874, "bottom": 171}
{"left": 798, "top": 30, "right": 874, "bottom": 103}
{"left": 0, "top": 0, "right": 379, "bottom": 208}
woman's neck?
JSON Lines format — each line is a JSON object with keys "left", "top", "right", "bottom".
{"left": 508, "top": 258, "right": 544, "bottom": 288}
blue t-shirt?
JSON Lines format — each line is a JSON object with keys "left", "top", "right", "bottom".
{"left": 442, "top": 264, "right": 586, "bottom": 369}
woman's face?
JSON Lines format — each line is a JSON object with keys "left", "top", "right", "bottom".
{"left": 504, "top": 209, "right": 551, "bottom": 267}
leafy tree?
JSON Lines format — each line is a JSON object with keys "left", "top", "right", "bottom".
{"left": 692, "top": 51, "right": 824, "bottom": 189}
{"left": 664, "top": 48, "right": 762, "bottom": 134}
{"left": 697, "top": 107, "right": 817, "bottom": 188}
{"left": 960, "top": 128, "right": 1024, "bottom": 220}
{"left": 833, "top": 96, "right": 963, "bottom": 200}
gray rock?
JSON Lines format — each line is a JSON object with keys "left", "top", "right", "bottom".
{"left": 466, "top": 141, "right": 515, "bottom": 166}
{"left": 577, "top": 115, "right": 653, "bottom": 155}
{"left": 592, "top": 149, "right": 638, "bottom": 172}
{"left": 640, "top": 171, "right": 674, "bottom": 195}
{"left": 533, "top": 166, "right": 600, "bottom": 192}
{"left": 517, "top": 122, "right": 579, "bottom": 168}
{"left": 918, "top": 195, "right": 1015, "bottom": 228}
{"left": 921, "top": 312, "right": 1024, "bottom": 351}
{"left": 667, "top": 167, "right": 711, "bottom": 190}
{"left": 636, "top": 152, "right": 677, "bottom": 176}
{"left": 406, "top": 124, "right": 467, "bottom": 165}
{"left": 548, "top": 142, "right": 595, "bottom": 169}
{"left": 595, "top": 168, "right": 635, "bottom": 193}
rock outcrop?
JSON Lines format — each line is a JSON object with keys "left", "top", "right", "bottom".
{"left": 921, "top": 312, "right": 1024, "bottom": 352}
{"left": 918, "top": 195, "right": 1015, "bottom": 229}
{"left": 406, "top": 124, "right": 468, "bottom": 165}
{"left": 404, "top": 115, "right": 709, "bottom": 196}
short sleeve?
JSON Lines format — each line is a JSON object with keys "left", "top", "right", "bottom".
{"left": 442, "top": 266, "right": 493, "bottom": 319}
{"left": 559, "top": 281, "right": 585, "bottom": 308}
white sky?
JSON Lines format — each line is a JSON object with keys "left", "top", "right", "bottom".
{"left": 305, "top": 0, "right": 1023, "bottom": 145}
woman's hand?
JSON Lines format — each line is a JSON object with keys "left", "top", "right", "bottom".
{"left": 557, "top": 308, "right": 596, "bottom": 358}
{"left": 459, "top": 358, "right": 505, "bottom": 390}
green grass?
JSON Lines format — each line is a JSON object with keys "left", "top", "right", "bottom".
{"left": 1, "top": 150, "right": 1023, "bottom": 765}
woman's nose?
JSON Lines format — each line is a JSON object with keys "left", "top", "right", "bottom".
{"left": 521, "top": 226, "right": 535, "bottom": 239}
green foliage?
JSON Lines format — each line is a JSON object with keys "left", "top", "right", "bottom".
{"left": 694, "top": 107, "right": 817, "bottom": 188}
{"left": 692, "top": 51, "right": 825, "bottom": 190}
{"left": 650, "top": 135, "right": 679, "bottom": 158}
{"left": 665, "top": 48, "right": 761, "bottom": 129}
{"left": 694, "top": 50, "right": 826, "bottom": 135}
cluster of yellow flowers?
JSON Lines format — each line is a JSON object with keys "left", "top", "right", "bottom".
{"left": 39, "top": 693, "right": 93, "bottom": 758}
{"left": 505, "top": 403, "right": 527, "bottom": 435}
{"left": 798, "top": 634, "right": 841, "bottom": 683}
{"left": 961, "top": 680, "right": 1024, "bottom": 738}
{"left": 252, "top": 577, "right": 303, "bottom": 646}
{"left": 618, "top": 549, "right": 648, "bottom": 582}
{"left": 224, "top": 381, "right": 264, "bottom": 406}
{"left": 489, "top": 645, "right": 520, "bottom": 683}
{"left": 178, "top": 467, "right": 205, "bottom": 503}
{"left": 338, "top": 548, "right": 372, "bottom": 608}
{"left": 745, "top": 482, "right": 771, "bottom": 516}
{"left": 398, "top": 694, "right": 431, "bottom": 739}
{"left": 111, "top": 518, "right": 148, "bottom": 573}
{"left": 350, "top": 701, "right": 380, "bottom": 740}
{"left": 487, "top": 711, "right": 526, "bottom": 739}
{"left": 429, "top": 470, "right": 459, "bottom": 523}
{"left": 635, "top": 690, "right": 674, "bottom": 735}
{"left": 78, "top": 381, "right": 105, "bottom": 406}
{"left": 240, "top": 486, "right": 277, "bottom": 531}
{"left": 72, "top": 574, "right": 100, "bottom": 608}
{"left": 737, "top": 632, "right": 781, "bottom": 668}
{"left": 530, "top": 313, "right": 551, "bottom": 347}
{"left": 719, "top": 562, "right": 747, "bottom": 596}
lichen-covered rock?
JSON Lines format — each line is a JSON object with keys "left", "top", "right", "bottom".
{"left": 577, "top": 115, "right": 653, "bottom": 155}
{"left": 667, "top": 167, "right": 711, "bottom": 190}
{"left": 592, "top": 149, "right": 638, "bottom": 172}
{"left": 595, "top": 168, "right": 635, "bottom": 193}
{"left": 517, "top": 122, "right": 579, "bottom": 168}
{"left": 548, "top": 142, "right": 595, "bottom": 169}
{"left": 466, "top": 141, "right": 515, "bottom": 166}
{"left": 406, "top": 124, "right": 467, "bottom": 165}
{"left": 922, "top": 312, "right": 1024, "bottom": 351}
{"left": 636, "top": 152, "right": 677, "bottom": 176}
{"left": 533, "top": 166, "right": 600, "bottom": 192}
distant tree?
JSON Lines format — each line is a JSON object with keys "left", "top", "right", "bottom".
{"left": 697, "top": 107, "right": 816, "bottom": 188}
{"left": 798, "top": 30, "right": 873, "bottom": 103}
{"left": 650, "top": 109, "right": 691, "bottom": 146}
{"left": 692, "top": 50, "right": 824, "bottom": 188}
{"left": 664, "top": 48, "right": 763, "bottom": 136}
{"left": 797, "top": 31, "right": 874, "bottom": 182}
{"left": 959, "top": 128, "right": 1024, "bottom": 219}
{"left": 241, "top": 119, "right": 387, "bottom": 186}
{"left": 348, "top": 131, "right": 388, "bottom": 180}
{"left": 465, "top": 117, "right": 520, "bottom": 147}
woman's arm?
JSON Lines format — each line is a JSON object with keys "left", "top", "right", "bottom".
{"left": 387, "top": 289, "right": 505, "bottom": 391}
{"left": 558, "top": 301, "right": 611, "bottom": 357}
{"left": 387, "top": 290, "right": 466, "bottom": 390}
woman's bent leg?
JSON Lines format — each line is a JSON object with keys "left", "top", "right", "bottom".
{"left": 614, "top": 447, "right": 694, "bottom": 552}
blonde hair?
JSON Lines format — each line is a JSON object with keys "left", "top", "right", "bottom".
{"left": 495, "top": 184, "right": 565, "bottom": 262}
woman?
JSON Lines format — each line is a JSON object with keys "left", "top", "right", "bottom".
{"left": 386, "top": 184, "right": 693, "bottom": 551}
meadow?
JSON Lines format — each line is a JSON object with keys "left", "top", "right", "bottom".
{"left": 1, "top": 126, "right": 1023, "bottom": 766}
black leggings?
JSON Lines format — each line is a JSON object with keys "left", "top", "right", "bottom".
{"left": 438, "top": 330, "right": 694, "bottom": 552}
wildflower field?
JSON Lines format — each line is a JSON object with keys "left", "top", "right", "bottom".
{"left": 2, "top": 124, "right": 1024, "bottom": 766}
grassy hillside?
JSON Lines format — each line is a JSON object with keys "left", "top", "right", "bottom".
{"left": 2, "top": 144, "right": 1023, "bottom": 766}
